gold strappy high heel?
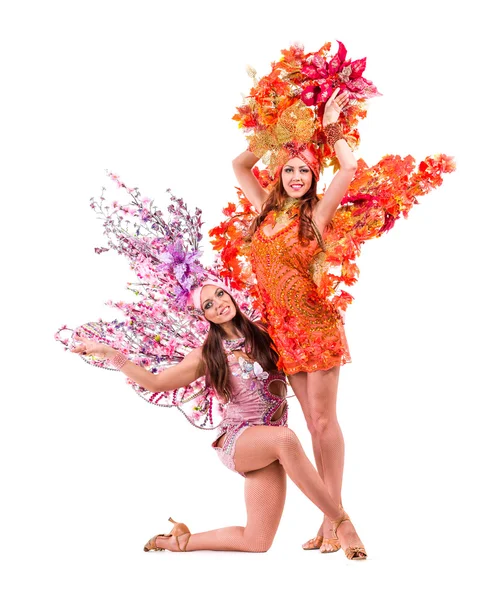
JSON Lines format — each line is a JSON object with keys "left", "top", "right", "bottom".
{"left": 302, "top": 535, "right": 324, "bottom": 550}
{"left": 344, "top": 545, "right": 367, "bottom": 560}
{"left": 339, "top": 511, "right": 367, "bottom": 560}
{"left": 143, "top": 517, "right": 191, "bottom": 552}
{"left": 320, "top": 511, "right": 367, "bottom": 559}
{"left": 319, "top": 513, "right": 343, "bottom": 554}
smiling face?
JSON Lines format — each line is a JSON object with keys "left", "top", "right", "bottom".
{"left": 200, "top": 285, "right": 236, "bottom": 324}
{"left": 281, "top": 157, "right": 313, "bottom": 199}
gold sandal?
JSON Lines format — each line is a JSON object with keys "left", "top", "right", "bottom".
{"left": 143, "top": 517, "right": 191, "bottom": 552}
{"left": 319, "top": 511, "right": 346, "bottom": 554}
{"left": 302, "top": 535, "right": 324, "bottom": 550}
{"left": 322, "top": 511, "right": 367, "bottom": 560}
{"left": 344, "top": 545, "right": 367, "bottom": 560}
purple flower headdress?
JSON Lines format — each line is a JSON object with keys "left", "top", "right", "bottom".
{"left": 56, "top": 172, "right": 258, "bottom": 430}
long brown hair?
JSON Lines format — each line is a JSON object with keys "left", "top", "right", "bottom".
{"left": 246, "top": 171, "right": 325, "bottom": 250}
{"left": 201, "top": 293, "right": 279, "bottom": 402}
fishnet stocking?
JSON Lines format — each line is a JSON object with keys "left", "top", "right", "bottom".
{"left": 155, "top": 425, "right": 343, "bottom": 552}
{"left": 234, "top": 426, "right": 341, "bottom": 520}
{"left": 157, "top": 460, "right": 286, "bottom": 552}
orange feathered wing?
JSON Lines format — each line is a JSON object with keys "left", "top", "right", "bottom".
{"left": 209, "top": 154, "right": 455, "bottom": 312}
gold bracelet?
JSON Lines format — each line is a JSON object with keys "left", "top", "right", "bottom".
{"left": 324, "top": 123, "right": 345, "bottom": 147}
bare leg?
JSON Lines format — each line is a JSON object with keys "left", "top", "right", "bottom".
{"left": 306, "top": 368, "right": 344, "bottom": 507}
{"left": 155, "top": 461, "right": 286, "bottom": 552}
{"left": 290, "top": 372, "right": 327, "bottom": 546}
{"left": 291, "top": 368, "right": 365, "bottom": 554}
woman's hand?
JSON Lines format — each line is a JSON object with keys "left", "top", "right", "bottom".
{"left": 71, "top": 336, "right": 116, "bottom": 359}
{"left": 322, "top": 89, "right": 349, "bottom": 127}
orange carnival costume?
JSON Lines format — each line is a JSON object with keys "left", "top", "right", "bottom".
{"left": 250, "top": 201, "right": 350, "bottom": 374}
{"left": 211, "top": 41, "right": 455, "bottom": 374}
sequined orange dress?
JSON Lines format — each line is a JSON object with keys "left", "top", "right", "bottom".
{"left": 250, "top": 203, "right": 351, "bottom": 375}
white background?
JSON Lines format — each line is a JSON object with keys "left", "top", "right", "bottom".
{"left": 1, "top": 0, "right": 497, "bottom": 598}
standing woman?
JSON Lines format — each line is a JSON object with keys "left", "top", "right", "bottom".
{"left": 232, "top": 88, "right": 364, "bottom": 556}
{"left": 228, "top": 41, "right": 453, "bottom": 556}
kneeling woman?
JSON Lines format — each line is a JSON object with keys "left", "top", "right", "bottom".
{"left": 72, "top": 281, "right": 364, "bottom": 558}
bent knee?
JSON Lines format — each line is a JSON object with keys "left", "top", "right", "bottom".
{"left": 274, "top": 428, "right": 302, "bottom": 460}
{"left": 276, "top": 427, "right": 300, "bottom": 448}
{"left": 258, "top": 541, "right": 273, "bottom": 552}
{"left": 248, "top": 538, "right": 273, "bottom": 552}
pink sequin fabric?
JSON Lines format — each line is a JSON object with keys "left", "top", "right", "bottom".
{"left": 212, "top": 338, "right": 288, "bottom": 476}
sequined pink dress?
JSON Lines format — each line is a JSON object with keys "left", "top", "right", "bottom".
{"left": 212, "top": 338, "right": 288, "bottom": 476}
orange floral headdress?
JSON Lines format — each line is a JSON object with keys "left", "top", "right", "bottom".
{"left": 233, "top": 41, "right": 381, "bottom": 180}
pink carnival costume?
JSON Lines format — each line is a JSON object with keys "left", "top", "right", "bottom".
{"left": 213, "top": 337, "right": 287, "bottom": 475}
{"left": 57, "top": 173, "right": 358, "bottom": 555}
{"left": 55, "top": 173, "right": 289, "bottom": 467}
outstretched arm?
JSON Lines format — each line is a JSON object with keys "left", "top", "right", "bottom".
{"left": 72, "top": 337, "right": 205, "bottom": 393}
{"left": 232, "top": 150, "right": 268, "bottom": 212}
{"left": 313, "top": 90, "right": 357, "bottom": 235}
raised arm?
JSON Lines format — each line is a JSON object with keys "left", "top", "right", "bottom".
{"left": 72, "top": 337, "right": 205, "bottom": 393}
{"left": 232, "top": 150, "right": 268, "bottom": 212}
{"left": 313, "top": 90, "right": 358, "bottom": 235}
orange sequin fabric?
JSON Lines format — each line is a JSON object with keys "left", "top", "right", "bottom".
{"left": 250, "top": 205, "right": 351, "bottom": 375}
{"left": 210, "top": 154, "right": 455, "bottom": 374}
